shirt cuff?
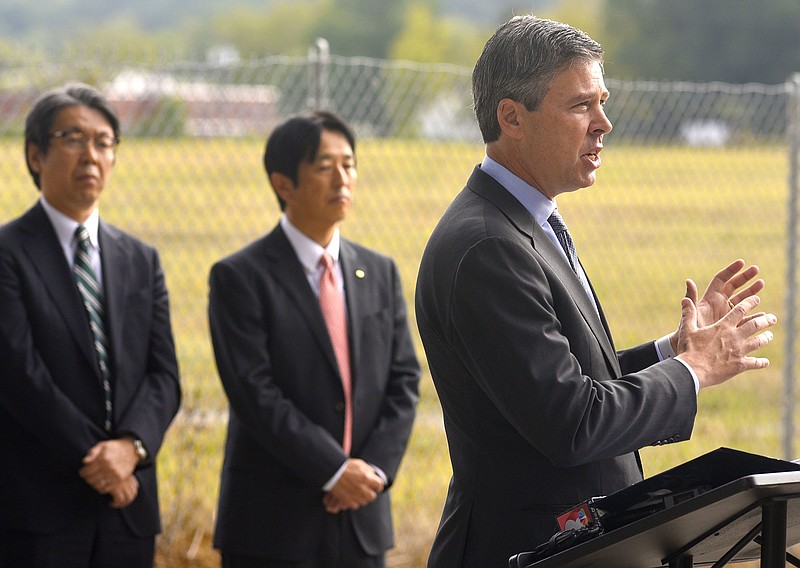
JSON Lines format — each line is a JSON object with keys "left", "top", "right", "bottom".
{"left": 323, "top": 460, "right": 349, "bottom": 492}
{"left": 655, "top": 335, "right": 700, "bottom": 394}
{"left": 654, "top": 334, "right": 676, "bottom": 360}
{"left": 372, "top": 465, "right": 388, "bottom": 487}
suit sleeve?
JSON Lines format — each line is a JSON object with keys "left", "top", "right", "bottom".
{"left": 618, "top": 341, "right": 661, "bottom": 376}
{"left": 356, "top": 259, "right": 420, "bottom": 486}
{"left": 208, "top": 259, "right": 349, "bottom": 487}
{"left": 449, "top": 236, "right": 696, "bottom": 468}
{"left": 113, "top": 247, "right": 181, "bottom": 462}
{"left": 0, "top": 244, "right": 106, "bottom": 469}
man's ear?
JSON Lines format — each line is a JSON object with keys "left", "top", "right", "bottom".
{"left": 26, "top": 142, "right": 42, "bottom": 175}
{"left": 270, "top": 172, "right": 294, "bottom": 203}
{"left": 496, "top": 98, "right": 526, "bottom": 140}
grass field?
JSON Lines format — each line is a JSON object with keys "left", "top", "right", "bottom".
{"left": 0, "top": 136, "right": 794, "bottom": 567}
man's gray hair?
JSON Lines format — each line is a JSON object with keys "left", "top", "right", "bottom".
{"left": 472, "top": 15, "right": 604, "bottom": 143}
{"left": 24, "top": 83, "right": 120, "bottom": 189}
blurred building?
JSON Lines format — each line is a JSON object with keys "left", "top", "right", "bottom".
{"left": 104, "top": 70, "right": 280, "bottom": 137}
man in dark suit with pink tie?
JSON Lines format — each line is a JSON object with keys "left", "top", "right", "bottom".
{"left": 209, "top": 111, "right": 420, "bottom": 568}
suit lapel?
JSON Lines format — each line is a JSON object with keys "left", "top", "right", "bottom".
{"left": 267, "top": 227, "right": 341, "bottom": 376}
{"left": 533, "top": 224, "right": 621, "bottom": 375}
{"left": 582, "top": 265, "right": 619, "bottom": 356}
{"left": 468, "top": 167, "right": 621, "bottom": 375}
{"left": 19, "top": 204, "right": 98, "bottom": 373}
{"left": 98, "top": 221, "right": 131, "bottom": 388}
{"left": 339, "top": 240, "right": 363, "bottom": 388}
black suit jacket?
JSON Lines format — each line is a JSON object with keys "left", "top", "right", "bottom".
{"left": 0, "top": 202, "right": 181, "bottom": 537}
{"left": 209, "top": 224, "right": 420, "bottom": 559}
{"left": 415, "top": 166, "right": 698, "bottom": 567}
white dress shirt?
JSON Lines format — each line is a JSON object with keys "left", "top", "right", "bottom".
{"left": 40, "top": 197, "right": 103, "bottom": 289}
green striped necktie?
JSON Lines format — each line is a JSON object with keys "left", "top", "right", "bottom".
{"left": 73, "top": 225, "right": 112, "bottom": 432}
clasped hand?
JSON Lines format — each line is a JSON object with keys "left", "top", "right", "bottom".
{"left": 323, "top": 458, "right": 385, "bottom": 514}
{"left": 672, "top": 259, "right": 777, "bottom": 389}
{"left": 78, "top": 438, "right": 140, "bottom": 509}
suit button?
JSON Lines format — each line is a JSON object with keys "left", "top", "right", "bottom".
{"left": 334, "top": 402, "right": 345, "bottom": 413}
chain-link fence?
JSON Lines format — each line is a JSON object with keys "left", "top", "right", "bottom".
{"left": 1, "top": 45, "right": 798, "bottom": 567}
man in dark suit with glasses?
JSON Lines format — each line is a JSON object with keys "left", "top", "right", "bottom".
{"left": 0, "top": 83, "right": 181, "bottom": 567}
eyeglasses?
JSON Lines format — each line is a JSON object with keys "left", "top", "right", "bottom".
{"left": 49, "top": 128, "right": 119, "bottom": 153}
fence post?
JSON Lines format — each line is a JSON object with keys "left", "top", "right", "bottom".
{"left": 783, "top": 72, "right": 800, "bottom": 459}
{"left": 308, "top": 37, "right": 330, "bottom": 110}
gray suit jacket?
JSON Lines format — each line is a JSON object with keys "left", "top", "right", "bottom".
{"left": 209, "top": 224, "right": 420, "bottom": 559}
{"left": 415, "top": 166, "right": 697, "bottom": 567}
{"left": 0, "top": 202, "right": 180, "bottom": 537}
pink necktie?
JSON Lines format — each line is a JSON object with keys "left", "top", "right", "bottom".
{"left": 319, "top": 252, "right": 353, "bottom": 455}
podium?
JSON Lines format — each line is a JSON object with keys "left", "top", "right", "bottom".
{"left": 510, "top": 449, "right": 800, "bottom": 568}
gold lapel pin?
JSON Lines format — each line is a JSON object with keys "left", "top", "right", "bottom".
{"left": 355, "top": 269, "right": 366, "bottom": 279}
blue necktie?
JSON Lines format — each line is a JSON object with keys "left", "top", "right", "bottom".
{"left": 547, "top": 210, "right": 598, "bottom": 312}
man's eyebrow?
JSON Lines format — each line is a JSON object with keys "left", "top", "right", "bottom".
{"left": 314, "top": 151, "right": 355, "bottom": 161}
{"left": 567, "top": 89, "right": 609, "bottom": 103}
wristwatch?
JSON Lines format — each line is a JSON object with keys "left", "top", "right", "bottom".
{"left": 132, "top": 438, "right": 148, "bottom": 464}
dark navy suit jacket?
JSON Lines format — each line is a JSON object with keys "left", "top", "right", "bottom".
{"left": 0, "top": 202, "right": 180, "bottom": 537}
{"left": 209, "top": 224, "right": 419, "bottom": 559}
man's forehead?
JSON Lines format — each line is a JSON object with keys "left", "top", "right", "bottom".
{"left": 53, "top": 105, "right": 113, "bottom": 131}
{"left": 313, "top": 130, "right": 355, "bottom": 158}
{"left": 549, "top": 61, "right": 608, "bottom": 96}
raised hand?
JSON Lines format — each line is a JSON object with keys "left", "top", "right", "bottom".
{"left": 691, "top": 259, "right": 765, "bottom": 327}
{"left": 675, "top": 286, "right": 776, "bottom": 389}
{"left": 671, "top": 260, "right": 765, "bottom": 353}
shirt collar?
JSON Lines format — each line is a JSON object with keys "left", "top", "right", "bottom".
{"left": 40, "top": 197, "right": 101, "bottom": 250}
{"left": 280, "top": 214, "right": 341, "bottom": 274}
{"left": 480, "top": 155, "right": 556, "bottom": 227}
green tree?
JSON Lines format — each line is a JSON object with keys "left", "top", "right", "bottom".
{"left": 389, "top": 2, "right": 487, "bottom": 66}
{"left": 310, "top": 0, "right": 411, "bottom": 58}
{"left": 201, "top": 3, "right": 319, "bottom": 57}
{"left": 71, "top": 16, "right": 189, "bottom": 61}
{"left": 539, "top": 0, "right": 605, "bottom": 44}
{"left": 603, "top": 0, "right": 800, "bottom": 83}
